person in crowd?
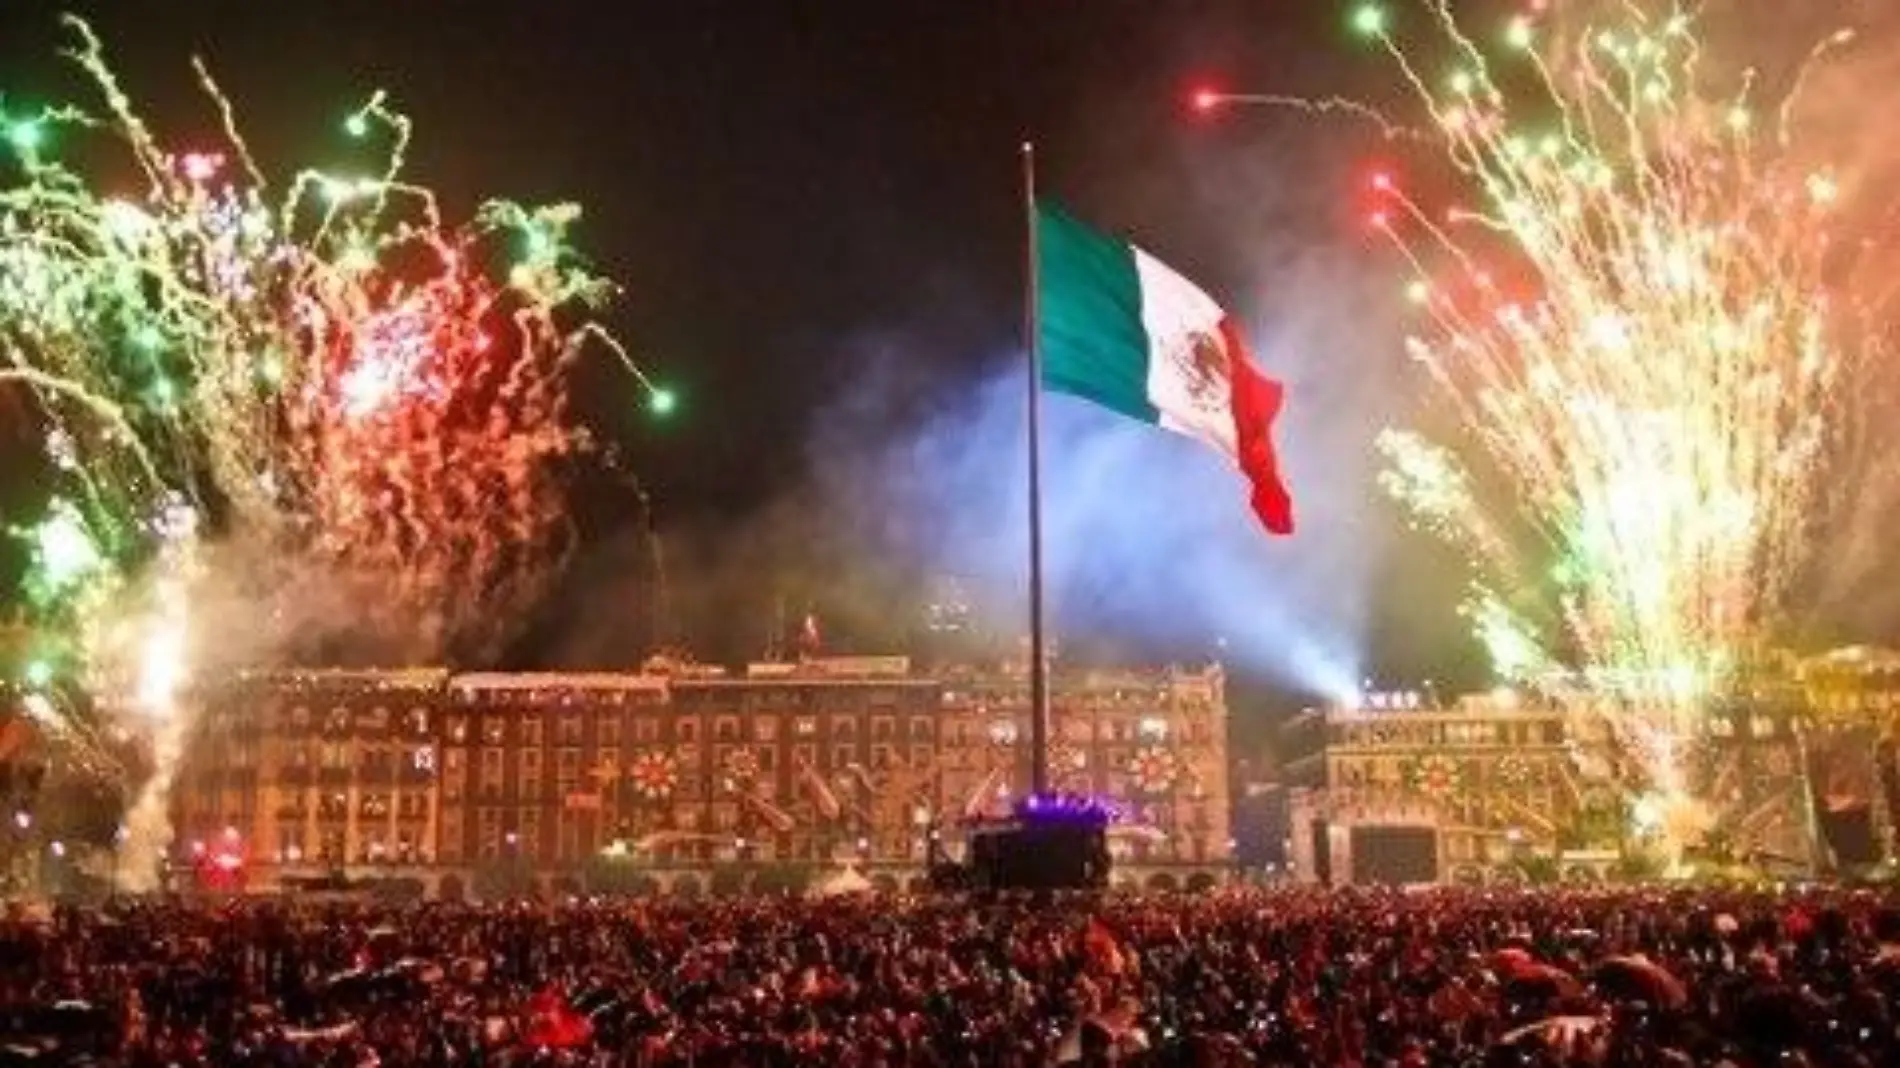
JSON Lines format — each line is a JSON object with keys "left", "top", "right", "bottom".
{"left": 1, "top": 885, "right": 1897, "bottom": 1066}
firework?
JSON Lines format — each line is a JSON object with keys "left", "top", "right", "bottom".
{"left": 1346, "top": 1, "right": 1888, "bottom": 789}
{"left": 0, "top": 19, "right": 662, "bottom": 880}
{"left": 0, "top": 17, "right": 661, "bottom": 685}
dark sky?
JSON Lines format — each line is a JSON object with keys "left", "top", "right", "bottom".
{"left": 0, "top": 0, "right": 1493, "bottom": 719}
{"left": 0, "top": 0, "right": 1324, "bottom": 507}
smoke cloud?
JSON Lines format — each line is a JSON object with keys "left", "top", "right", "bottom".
{"left": 543, "top": 0, "right": 1900, "bottom": 697}
{"left": 545, "top": 119, "right": 1435, "bottom": 703}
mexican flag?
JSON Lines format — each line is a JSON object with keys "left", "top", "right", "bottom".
{"left": 1036, "top": 201, "right": 1294, "bottom": 535}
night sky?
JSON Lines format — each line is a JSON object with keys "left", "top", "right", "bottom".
{"left": 0, "top": 0, "right": 1508, "bottom": 731}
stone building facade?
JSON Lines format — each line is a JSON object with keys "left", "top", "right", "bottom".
{"left": 170, "top": 656, "right": 1233, "bottom": 896}
{"left": 1282, "top": 690, "right": 1575, "bottom": 886}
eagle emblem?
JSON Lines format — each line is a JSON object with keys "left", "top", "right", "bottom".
{"left": 1178, "top": 330, "right": 1230, "bottom": 411}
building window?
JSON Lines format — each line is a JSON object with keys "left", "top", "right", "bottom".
{"left": 598, "top": 716, "right": 622, "bottom": 748}
{"left": 911, "top": 744, "right": 932, "bottom": 769}
{"left": 557, "top": 748, "right": 582, "bottom": 792}
{"left": 794, "top": 717, "right": 817, "bottom": 737}
{"left": 714, "top": 717, "right": 740, "bottom": 743}
{"left": 361, "top": 747, "right": 395, "bottom": 783}
{"left": 872, "top": 717, "right": 895, "bottom": 741}
{"left": 752, "top": 717, "right": 778, "bottom": 743}
{"left": 516, "top": 810, "right": 541, "bottom": 860}
{"left": 521, "top": 715, "right": 544, "bottom": 746}
{"left": 558, "top": 813, "right": 582, "bottom": 862}
{"left": 482, "top": 717, "right": 506, "bottom": 745}
{"left": 597, "top": 746, "right": 620, "bottom": 788}
{"left": 635, "top": 717, "right": 659, "bottom": 742}
{"left": 478, "top": 808, "right": 501, "bottom": 858}
{"left": 831, "top": 716, "right": 857, "bottom": 738}
{"left": 832, "top": 744, "right": 855, "bottom": 768}
{"left": 872, "top": 744, "right": 896, "bottom": 770}
{"left": 326, "top": 707, "right": 349, "bottom": 733}
{"left": 909, "top": 718, "right": 934, "bottom": 741}
{"left": 442, "top": 749, "right": 467, "bottom": 802}
{"left": 677, "top": 718, "right": 700, "bottom": 743}
{"left": 480, "top": 748, "right": 505, "bottom": 796}
{"left": 558, "top": 714, "right": 583, "bottom": 746}
{"left": 447, "top": 715, "right": 469, "bottom": 744}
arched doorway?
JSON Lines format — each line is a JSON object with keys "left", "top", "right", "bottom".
{"left": 437, "top": 874, "right": 466, "bottom": 903}
{"left": 1184, "top": 871, "right": 1218, "bottom": 894}
{"left": 671, "top": 873, "right": 703, "bottom": 900}
{"left": 1145, "top": 872, "right": 1179, "bottom": 893}
{"left": 870, "top": 874, "right": 900, "bottom": 895}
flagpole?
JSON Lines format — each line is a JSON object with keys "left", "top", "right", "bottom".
{"left": 1023, "top": 140, "right": 1050, "bottom": 799}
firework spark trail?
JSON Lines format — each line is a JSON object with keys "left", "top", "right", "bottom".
{"left": 1339, "top": 2, "right": 1892, "bottom": 798}
{"left": 0, "top": 18, "right": 658, "bottom": 879}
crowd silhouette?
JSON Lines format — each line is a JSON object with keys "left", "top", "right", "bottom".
{"left": 3, "top": 885, "right": 1900, "bottom": 1065}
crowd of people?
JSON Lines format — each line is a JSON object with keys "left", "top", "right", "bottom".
{"left": 2, "top": 883, "right": 1899, "bottom": 1066}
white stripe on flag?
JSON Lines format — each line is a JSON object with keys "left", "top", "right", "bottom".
{"left": 1132, "top": 247, "right": 1240, "bottom": 458}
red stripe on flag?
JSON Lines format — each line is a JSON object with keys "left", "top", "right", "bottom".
{"left": 1219, "top": 318, "right": 1294, "bottom": 536}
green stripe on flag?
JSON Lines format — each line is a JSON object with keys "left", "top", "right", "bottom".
{"left": 1035, "top": 201, "right": 1159, "bottom": 424}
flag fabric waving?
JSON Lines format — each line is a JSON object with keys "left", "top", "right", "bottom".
{"left": 1036, "top": 201, "right": 1294, "bottom": 535}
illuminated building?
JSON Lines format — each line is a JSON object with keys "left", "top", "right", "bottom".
{"left": 1281, "top": 688, "right": 1580, "bottom": 886}
{"left": 173, "top": 655, "right": 1233, "bottom": 896}
{"left": 939, "top": 663, "right": 1232, "bottom": 890}
{"left": 178, "top": 669, "right": 451, "bottom": 888}
{"left": 1281, "top": 664, "right": 1839, "bottom": 885}
{"left": 1795, "top": 646, "right": 1900, "bottom": 866}
{"left": 1681, "top": 668, "right": 1816, "bottom": 871}
{"left": 1798, "top": 645, "right": 1900, "bottom": 727}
